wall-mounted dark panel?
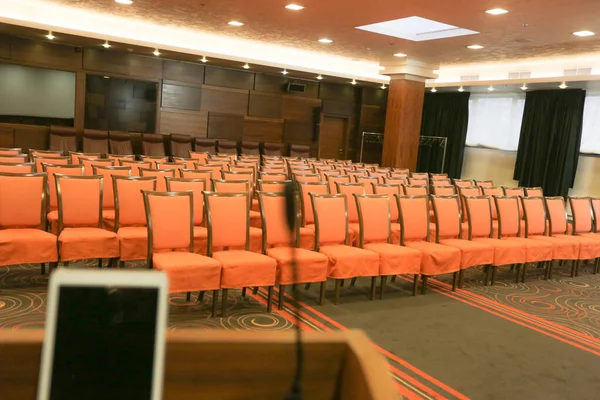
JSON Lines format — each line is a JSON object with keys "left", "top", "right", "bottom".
{"left": 319, "top": 82, "right": 357, "bottom": 103}
{"left": 13, "top": 124, "right": 49, "bottom": 153}
{"left": 162, "top": 60, "right": 204, "bottom": 85}
{"left": 159, "top": 109, "right": 207, "bottom": 137}
{"left": 281, "top": 96, "right": 321, "bottom": 121}
{"left": 243, "top": 117, "right": 284, "bottom": 143}
{"left": 0, "top": 125, "right": 14, "bottom": 147}
{"left": 83, "top": 48, "right": 162, "bottom": 79}
{"left": 254, "top": 73, "right": 319, "bottom": 98}
{"left": 161, "top": 84, "right": 202, "bottom": 111}
{"left": 360, "top": 105, "right": 386, "bottom": 131}
{"left": 201, "top": 86, "right": 248, "bottom": 115}
{"left": 207, "top": 112, "right": 244, "bottom": 140}
{"left": 204, "top": 66, "right": 254, "bottom": 90}
{"left": 10, "top": 37, "right": 81, "bottom": 71}
{"left": 283, "top": 120, "right": 314, "bottom": 145}
{"left": 0, "top": 35, "right": 10, "bottom": 60}
{"left": 362, "top": 87, "right": 388, "bottom": 107}
{"left": 248, "top": 91, "right": 282, "bottom": 118}
{"left": 322, "top": 99, "right": 355, "bottom": 116}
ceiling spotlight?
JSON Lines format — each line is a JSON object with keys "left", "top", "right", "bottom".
{"left": 559, "top": 81, "right": 568, "bottom": 89}
{"left": 285, "top": 4, "right": 304, "bottom": 10}
{"left": 488, "top": 85, "right": 495, "bottom": 92}
{"left": 243, "top": 63, "right": 250, "bottom": 69}
{"left": 46, "top": 31, "right": 55, "bottom": 40}
{"left": 433, "top": 69, "right": 440, "bottom": 74}
{"left": 485, "top": 8, "right": 508, "bottom": 15}
{"left": 282, "top": 69, "right": 288, "bottom": 75}
{"left": 458, "top": 86, "right": 465, "bottom": 92}
{"left": 318, "top": 38, "right": 333, "bottom": 44}
{"left": 115, "top": 0, "right": 134, "bottom": 4}
{"left": 351, "top": 79, "right": 357, "bottom": 85}
{"left": 431, "top": 87, "right": 437, "bottom": 93}
{"left": 378, "top": 66, "right": 385, "bottom": 71}
{"left": 228, "top": 21, "right": 244, "bottom": 26}
{"left": 520, "top": 84, "right": 528, "bottom": 91}
{"left": 153, "top": 49, "right": 161, "bottom": 56}
{"left": 200, "top": 56, "right": 208, "bottom": 63}
{"left": 102, "top": 41, "right": 111, "bottom": 49}
{"left": 316, "top": 74, "right": 323, "bottom": 80}
{"left": 380, "top": 84, "right": 387, "bottom": 89}
{"left": 103, "top": 76, "right": 110, "bottom": 79}
{"left": 467, "top": 45, "right": 484, "bottom": 49}
{"left": 573, "top": 30, "right": 595, "bottom": 37}
{"left": 393, "top": 53, "right": 407, "bottom": 57}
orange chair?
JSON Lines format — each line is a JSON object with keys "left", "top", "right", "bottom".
{"left": 388, "top": 173, "right": 408, "bottom": 180}
{"left": 70, "top": 152, "right": 101, "bottom": 165}
{"left": 189, "top": 151, "right": 209, "bottom": 164}
{"left": 327, "top": 174, "right": 351, "bottom": 193}
{"left": 525, "top": 187, "right": 544, "bottom": 197}
{"left": 34, "top": 155, "right": 69, "bottom": 172}
{"left": 259, "top": 192, "right": 328, "bottom": 309}
{"left": 298, "top": 182, "right": 330, "bottom": 229}
{"left": 408, "top": 177, "right": 428, "bottom": 186}
{"left": 259, "top": 171, "right": 287, "bottom": 181}
{"left": 257, "top": 180, "right": 290, "bottom": 192}
{"left": 166, "top": 177, "right": 209, "bottom": 255}
{"left": 156, "top": 162, "right": 186, "bottom": 175}
{"left": 569, "top": 197, "right": 600, "bottom": 272}
{"left": 0, "top": 154, "right": 28, "bottom": 165}
{"left": 336, "top": 182, "right": 365, "bottom": 244}
{"left": 42, "top": 163, "right": 85, "bottom": 234}
{"left": 92, "top": 165, "right": 132, "bottom": 230}
{"left": 219, "top": 173, "right": 261, "bottom": 227}
{"left": 367, "top": 171, "right": 387, "bottom": 181}
{"left": 410, "top": 172, "right": 428, "bottom": 179}
{"left": 354, "top": 176, "right": 379, "bottom": 193}
{"left": 195, "top": 163, "right": 224, "bottom": 180}
{"left": 0, "top": 148, "right": 21, "bottom": 155}
{"left": 431, "top": 185, "right": 456, "bottom": 196}
{"left": 107, "top": 154, "right": 135, "bottom": 162}
{"left": 141, "top": 155, "right": 169, "bottom": 168}
{"left": 457, "top": 186, "right": 482, "bottom": 223}
{"left": 310, "top": 193, "right": 379, "bottom": 303}
{"left": 142, "top": 190, "right": 221, "bottom": 315}
{"left": 463, "top": 195, "right": 527, "bottom": 285}
{"left": 30, "top": 149, "right": 63, "bottom": 160}
{"left": 81, "top": 157, "right": 115, "bottom": 176}
{"left": 430, "top": 173, "right": 448, "bottom": 180}
{"left": 139, "top": 168, "right": 175, "bottom": 191}
{"left": 454, "top": 179, "right": 474, "bottom": 187}
{"left": 172, "top": 157, "right": 197, "bottom": 169}
{"left": 396, "top": 195, "right": 461, "bottom": 293}
{"left": 354, "top": 194, "right": 422, "bottom": 298}
{"left": 113, "top": 176, "right": 157, "bottom": 266}
{"left": 494, "top": 196, "right": 553, "bottom": 282}
{"left": 180, "top": 168, "right": 212, "bottom": 181}
{"left": 373, "top": 183, "right": 402, "bottom": 245}
{"left": 475, "top": 180, "right": 494, "bottom": 188}
{"left": 294, "top": 173, "right": 320, "bottom": 183}
{"left": 402, "top": 184, "right": 428, "bottom": 197}
{"left": 431, "top": 178, "right": 452, "bottom": 186}
{"left": 118, "top": 160, "right": 151, "bottom": 176}
{"left": 384, "top": 176, "right": 408, "bottom": 186}
{"left": 55, "top": 175, "right": 119, "bottom": 267}
{"left": 204, "top": 192, "right": 277, "bottom": 316}
{"left": 0, "top": 162, "right": 34, "bottom": 173}
{"left": 0, "top": 172, "right": 58, "bottom": 274}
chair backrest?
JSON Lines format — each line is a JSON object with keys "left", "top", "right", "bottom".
{"left": 30, "top": 149, "right": 63, "bottom": 159}
{"left": 262, "top": 142, "right": 284, "bottom": 156}
{"left": 347, "top": 171, "right": 367, "bottom": 181}
{"left": 42, "top": 164, "right": 85, "bottom": 210}
{"left": 118, "top": 160, "right": 151, "bottom": 176}
{"left": 431, "top": 185, "right": 456, "bottom": 196}
{"left": 463, "top": 196, "right": 493, "bottom": 239}
{"left": 222, "top": 171, "right": 254, "bottom": 193}
{"left": 142, "top": 133, "right": 166, "bottom": 156}
{"left": 0, "top": 148, "right": 21, "bottom": 155}
{"left": 180, "top": 168, "right": 213, "bottom": 181}
{"left": 204, "top": 192, "right": 250, "bottom": 255}
{"left": 310, "top": 193, "right": 349, "bottom": 249}
{"left": 83, "top": 130, "right": 109, "bottom": 154}
{"left": 194, "top": 138, "right": 217, "bottom": 155}
{"left": 294, "top": 173, "right": 320, "bottom": 183}
{"left": 0, "top": 162, "right": 34, "bottom": 173}
{"left": 403, "top": 184, "right": 428, "bottom": 196}
{"left": 165, "top": 177, "right": 207, "bottom": 226}
{"left": 481, "top": 186, "right": 503, "bottom": 220}
{"left": 143, "top": 191, "right": 193, "bottom": 258}
{"left": 430, "top": 173, "right": 448, "bottom": 180}
{"left": 384, "top": 176, "right": 408, "bottom": 186}
{"left": 34, "top": 156, "right": 69, "bottom": 172}
{"left": 494, "top": 196, "right": 522, "bottom": 238}
{"left": 257, "top": 180, "right": 290, "bottom": 193}
{"left": 0, "top": 172, "right": 47, "bottom": 229}
{"left": 372, "top": 183, "right": 401, "bottom": 222}
{"left": 107, "top": 154, "right": 135, "bottom": 162}
{"left": 259, "top": 171, "right": 287, "bottom": 181}
{"left": 170, "top": 134, "right": 193, "bottom": 158}
{"left": 408, "top": 177, "right": 428, "bottom": 186}
{"left": 298, "top": 181, "right": 329, "bottom": 226}
{"left": 113, "top": 176, "right": 157, "bottom": 230}
{"left": 108, "top": 131, "right": 133, "bottom": 155}
{"left": 139, "top": 168, "right": 175, "bottom": 192}
{"left": 475, "top": 180, "right": 493, "bottom": 188}
{"left": 49, "top": 127, "right": 77, "bottom": 152}
{"left": 396, "top": 195, "right": 430, "bottom": 244}
{"left": 454, "top": 179, "right": 474, "bottom": 187}
{"left": 592, "top": 198, "right": 600, "bottom": 233}
{"left": 189, "top": 151, "right": 209, "bottom": 164}
{"left": 431, "top": 178, "right": 452, "bottom": 186}
{"left": 55, "top": 175, "right": 103, "bottom": 232}
{"left": 81, "top": 158, "right": 115, "bottom": 176}
{"left": 354, "top": 176, "right": 379, "bottom": 193}
{"left": 336, "top": 183, "right": 365, "bottom": 223}
{"left": 327, "top": 174, "right": 351, "bottom": 193}
{"left": 240, "top": 141, "right": 260, "bottom": 155}
{"left": 217, "top": 139, "right": 238, "bottom": 155}
{"left": 525, "top": 187, "right": 544, "bottom": 197}
{"left": 171, "top": 157, "right": 197, "bottom": 169}
{"left": 367, "top": 172, "right": 387, "bottom": 181}
{"left": 457, "top": 186, "right": 483, "bottom": 221}
{"left": 156, "top": 162, "right": 185, "bottom": 175}
{"left": 196, "top": 164, "right": 224, "bottom": 180}
{"left": 258, "top": 192, "right": 297, "bottom": 250}
{"left": 70, "top": 152, "right": 101, "bottom": 165}
{"left": 430, "top": 195, "right": 462, "bottom": 242}
{"left": 289, "top": 144, "right": 310, "bottom": 158}
{"left": 388, "top": 172, "right": 408, "bottom": 180}
{"left": 520, "top": 197, "right": 547, "bottom": 237}
{"left": 354, "top": 194, "right": 391, "bottom": 246}
{"left": 544, "top": 197, "right": 568, "bottom": 235}
{"left": 92, "top": 165, "right": 131, "bottom": 209}
{"left": 141, "top": 156, "right": 169, "bottom": 168}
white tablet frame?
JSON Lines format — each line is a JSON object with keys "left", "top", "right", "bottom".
{"left": 37, "top": 269, "right": 169, "bottom": 400}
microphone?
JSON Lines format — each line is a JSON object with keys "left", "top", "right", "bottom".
{"left": 283, "top": 181, "right": 303, "bottom": 400}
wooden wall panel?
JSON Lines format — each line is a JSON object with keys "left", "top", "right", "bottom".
{"left": 0, "top": 35, "right": 10, "bottom": 60}
{"left": 159, "top": 109, "right": 207, "bottom": 137}
{"left": 248, "top": 92, "right": 282, "bottom": 118}
{"left": 162, "top": 60, "right": 204, "bottom": 85}
{"left": 204, "top": 66, "right": 254, "bottom": 90}
{"left": 283, "top": 120, "right": 314, "bottom": 145}
{"left": 0, "top": 126, "right": 14, "bottom": 147}
{"left": 362, "top": 87, "right": 388, "bottom": 106}
{"left": 254, "top": 74, "right": 319, "bottom": 98}
{"left": 13, "top": 124, "right": 49, "bottom": 153}
{"left": 319, "top": 82, "right": 357, "bottom": 103}
{"left": 83, "top": 48, "right": 162, "bottom": 79}
{"left": 201, "top": 86, "right": 249, "bottom": 115}
{"left": 360, "top": 105, "right": 386, "bottom": 131}
{"left": 243, "top": 117, "right": 284, "bottom": 143}
{"left": 281, "top": 96, "right": 321, "bottom": 121}
{"left": 10, "top": 37, "right": 81, "bottom": 70}
{"left": 161, "top": 84, "right": 202, "bottom": 110}
{"left": 207, "top": 112, "right": 244, "bottom": 140}
{"left": 322, "top": 99, "right": 355, "bottom": 117}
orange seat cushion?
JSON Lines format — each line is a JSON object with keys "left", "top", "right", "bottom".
{"left": 102, "top": 209, "right": 115, "bottom": 231}
{"left": 59, "top": 227, "right": 119, "bottom": 262}
{"left": 251, "top": 198, "right": 260, "bottom": 212}
{"left": 47, "top": 210, "right": 59, "bottom": 235}
{"left": 567, "top": 235, "right": 600, "bottom": 259}
{"left": 117, "top": 227, "right": 148, "bottom": 261}
{"left": 504, "top": 238, "right": 553, "bottom": 262}
{"left": 472, "top": 238, "right": 527, "bottom": 266}
{"left": 529, "top": 235, "right": 579, "bottom": 260}
{"left": 193, "top": 226, "right": 208, "bottom": 255}
{"left": 439, "top": 239, "right": 494, "bottom": 269}
{"left": 299, "top": 227, "right": 314, "bottom": 250}
{"left": 266, "top": 247, "right": 328, "bottom": 285}
{"left": 213, "top": 250, "right": 277, "bottom": 288}
{"left": 249, "top": 210, "right": 262, "bottom": 228}
{"left": 363, "top": 243, "right": 422, "bottom": 275}
{"left": 319, "top": 245, "right": 379, "bottom": 279}
{"left": 404, "top": 241, "right": 461, "bottom": 275}
{"left": 153, "top": 252, "right": 221, "bottom": 293}
{"left": 391, "top": 223, "right": 401, "bottom": 245}
{"left": 0, "top": 229, "right": 58, "bottom": 266}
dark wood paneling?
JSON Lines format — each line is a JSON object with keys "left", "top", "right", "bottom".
{"left": 248, "top": 91, "right": 282, "bottom": 118}
{"left": 360, "top": 105, "right": 386, "bottom": 131}
{"left": 0, "top": 126, "right": 15, "bottom": 147}
{"left": 254, "top": 74, "right": 319, "bottom": 98}
{"left": 163, "top": 60, "right": 204, "bottom": 85}
{"left": 362, "top": 87, "right": 388, "bottom": 106}
{"left": 159, "top": 109, "right": 208, "bottom": 137}
{"left": 283, "top": 120, "right": 314, "bottom": 145}
{"left": 319, "top": 82, "right": 357, "bottom": 103}
{"left": 322, "top": 99, "right": 355, "bottom": 116}
{"left": 161, "top": 84, "right": 202, "bottom": 110}
{"left": 0, "top": 35, "right": 10, "bottom": 59}
{"left": 201, "top": 86, "right": 248, "bottom": 115}
{"left": 74, "top": 71, "right": 86, "bottom": 133}
{"left": 13, "top": 124, "right": 49, "bottom": 153}
{"left": 204, "top": 66, "right": 254, "bottom": 90}
{"left": 281, "top": 96, "right": 321, "bottom": 121}
{"left": 10, "top": 37, "right": 81, "bottom": 70}
{"left": 83, "top": 48, "right": 162, "bottom": 79}
{"left": 243, "top": 117, "right": 284, "bottom": 142}
{"left": 207, "top": 112, "right": 244, "bottom": 140}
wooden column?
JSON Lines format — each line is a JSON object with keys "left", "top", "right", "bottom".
{"left": 381, "top": 78, "right": 425, "bottom": 169}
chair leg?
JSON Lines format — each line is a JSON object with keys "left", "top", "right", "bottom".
{"left": 252, "top": 287, "right": 259, "bottom": 295}
{"left": 421, "top": 275, "right": 428, "bottom": 295}
{"left": 391, "top": 275, "right": 397, "bottom": 283}
{"left": 221, "top": 289, "right": 228, "bottom": 318}
{"left": 334, "top": 279, "right": 341, "bottom": 304}
{"left": 458, "top": 269, "right": 465, "bottom": 288}
{"left": 50, "top": 262, "right": 58, "bottom": 273}
{"left": 379, "top": 276, "right": 387, "bottom": 300}
{"left": 211, "top": 290, "right": 218, "bottom": 317}
{"left": 278, "top": 285, "right": 285, "bottom": 310}
{"left": 97, "top": 258, "right": 102, "bottom": 269}
{"left": 510, "top": 264, "right": 515, "bottom": 271}
{"left": 412, "top": 275, "right": 418, "bottom": 296}
{"left": 198, "top": 291, "right": 205, "bottom": 301}
{"left": 595, "top": 258, "right": 600, "bottom": 274}
{"left": 484, "top": 265, "right": 491, "bottom": 286}
{"left": 575, "top": 260, "right": 581, "bottom": 277}
{"left": 350, "top": 277, "right": 357, "bottom": 287}
{"left": 267, "top": 286, "right": 274, "bottom": 313}
{"left": 340, "top": 279, "right": 345, "bottom": 287}
{"left": 514, "top": 264, "right": 521, "bottom": 284}
{"left": 452, "top": 271, "right": 458, "bottom": 291}
{"left": 548, "top": 261, "right": 554, "bottom": 279}
{"left": 40, "top": 263, "right": 46, "bottom": 276}
{"left": 304, "top": 283, "right": 311, "bottom": 290}
{"left": 186, "top": 292, "right": 191, "bottom": 302}
{"left": 570, "top": 260, "right": 577, "bottom": 277}
{"left": 63, "top": 261, "right": 69, "bottom": 268}
{"left": 241, "top": 287, "right": 246, "bottom": 297}
{"left": 521, "top": 263, "right": 528, "bottom": 283}
{"left": 119, "top": 260, "right": 125, "bottom": 268}
{"left": 369, "top": 277, "right": 376, "bottom": 300}
{"left": 491, "top": 266, "right": 498, "bottom": 286}
{"left": 319, "top": 281, "right": 326, "bottom": 305}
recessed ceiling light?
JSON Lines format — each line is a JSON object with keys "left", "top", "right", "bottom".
{"left": 520, "top": 84, "right": 528, "bottom": 91}
{"left": 356, "top": 16, "right": 479, "bottom": 42}
{"left": 103, "top": 76, "right": 110, "bottom": 79}
{"left": 433, "top": 69, "right": 440, "bottom": 74}
{"left": 378, "top": 66, "right": 385, "bottom": 70}
{"left": 393, "top": 53, "right": 407, "bottom": 57}
{"left": 102, "top": 41, "right": 111, "bottom": 49}
{"left": 351, "top": 79, "right": 357, "bottom": 85}
{"left": 200, "top": 56, "right": 207, "bottom": 63}
{"left": 282, "top": 69, "right": 288, "bottom": 75}
{"left": 316, "top": 75, "right": 323, "bottom": 80}
{"left": 46, "top": 31, "right": 55, "bottom": 40}
{"left": 559, "top": 81, "right": 568, "bottom": 89}
{"left": 485, "top": 8, "right": 508, "bottom": 15}
{"left": 467, "top": 45, "right": 484, "bottom": 49}
{"left": 285, "top": 4, "right": 304, "bottom": 11}
{"left": 318, "top": 38, "right": 333, "bottom": 44}
{"left": 488, "top": 85, "right": 495, "bottom": 92}
{"left": 573, "top": 30, "right": 595, "bottom": 37}
{"left": 431, "top": 87, "right": 437, "bottom": 93}
{"left": 153, "top": 49, "right": 161, "bottom": 56}
{"left": 243, "top": 63, "right": 250, "bottom": 69}
{"left": 458, "top": 86, "right": 465, "bottom": 92}
{"left": 228, "top": 21, "right": 244, "bottom": 27}
{"left": 115, "top": 0, "right": 134, "bottom": 4}
{"left": 380, "top": 84, "right": 387, "bottom": 89}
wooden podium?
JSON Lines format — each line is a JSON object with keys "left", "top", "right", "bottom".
{"left": 0, "top": 329, "right": 398, "bottom": 400}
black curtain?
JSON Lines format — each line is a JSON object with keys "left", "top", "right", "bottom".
{"left": 513, "top": 89, "right": 586, "bottom": 197}
{"left": 419, "top": 92, "right": 470, "bottom": 178}
{"left": 416, "top": 139, "right": 444, "bottom": 173}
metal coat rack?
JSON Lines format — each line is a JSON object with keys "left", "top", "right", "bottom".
{"left": 418, "top": 135, "right": 448, "bottom": 173}
{"left": 359, "top": 132, "right": 384, "bottom": 162}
